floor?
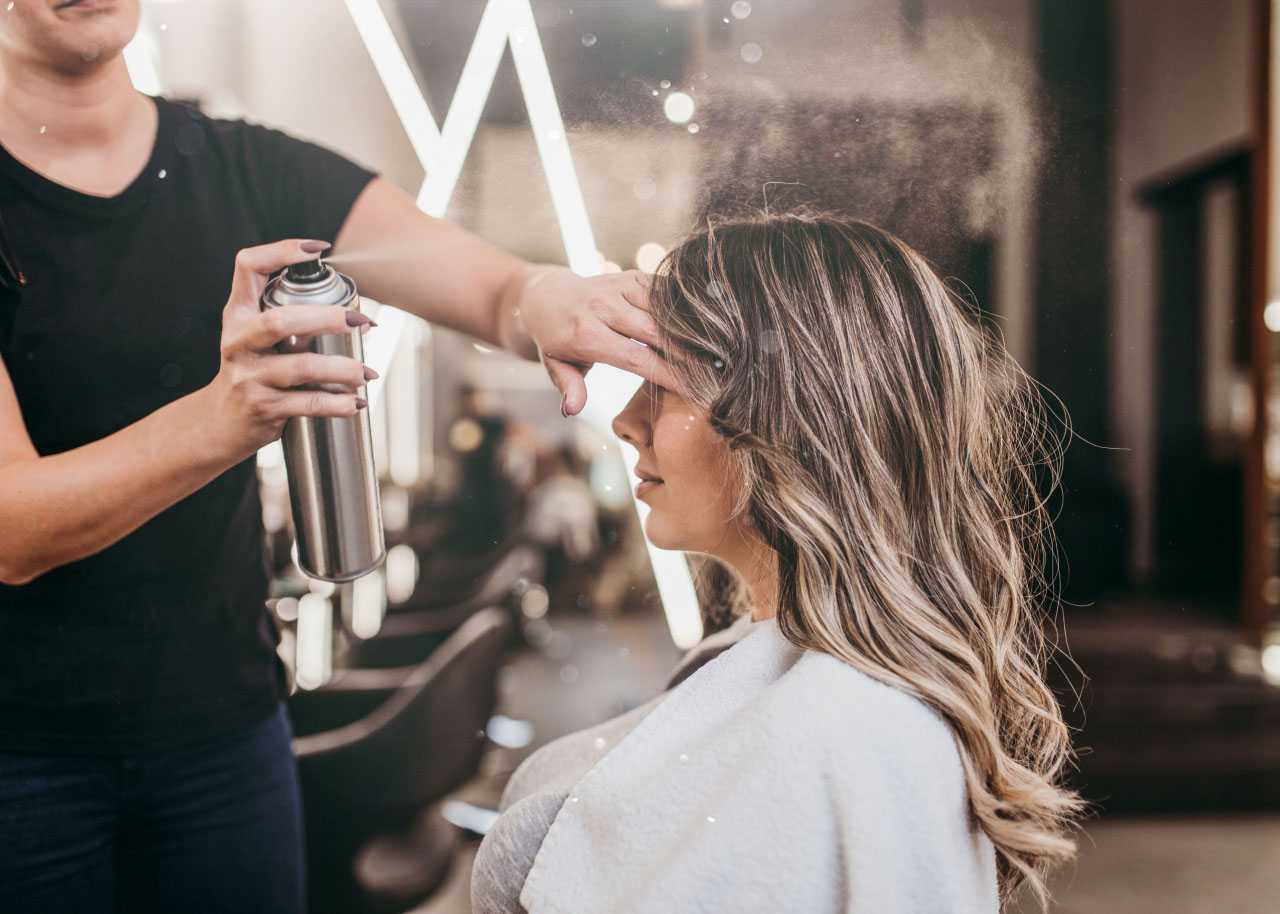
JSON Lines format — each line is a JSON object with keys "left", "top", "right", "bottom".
{"left": 1012, "top": 813, "right": 1280, "bottom": 913}
{"left": 409, "top": 610, "right": 1280, "bottom": 913}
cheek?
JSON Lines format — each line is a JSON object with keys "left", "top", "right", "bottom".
{"left": 647, "top": 411, "right": 742, "bottom": 547}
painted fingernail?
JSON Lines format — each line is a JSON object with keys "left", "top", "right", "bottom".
{"left": 300, "top": 240, "right": 331, "bottom": 254}
{"left": 363, "top": 365, "right": 379, "bottom": 381}
{"left": 345, "top": 311, "right": 372, "bottom": 327}
{"left": 355, "top": 396, "right": 368, "bottom": 410}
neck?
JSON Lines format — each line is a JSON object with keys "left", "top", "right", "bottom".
{"left": 719, "top": 532, "right": 779, "bottom": 622}
{"left": 746, "top": 559, "right": 779, "bottom": 622}
{"left": 0, "top": 53, "right": 145, "bottom": 151}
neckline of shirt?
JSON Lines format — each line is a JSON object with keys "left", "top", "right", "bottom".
{"left": 0, "top": 95, "right": 175, "bottom": 220}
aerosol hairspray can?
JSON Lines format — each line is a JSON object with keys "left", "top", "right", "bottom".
{"left": 260, "top": 259, "right": 385, "bottom": 582}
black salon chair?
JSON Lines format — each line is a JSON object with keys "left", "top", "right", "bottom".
{"left": 341, "top": 547, "right": 542, "bottom": 671}
{"left": 295, "top": 608, "right": 511, "bottom": 914}
{"left": 392, "top": 538, "right": 543, "bottom": 614}
{"left": 288, "top": 664, "right": 418, "bottom": 739}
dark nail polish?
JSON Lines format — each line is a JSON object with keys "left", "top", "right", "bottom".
{"left": 345, "top": 311, "right": 372, "bottom": 327}
{"left": 363, "top": 365, "right": 379, "bottom": 381}
{"left": 355, "top": 396, "right": 368, "bottom": 410}
{"left": 300, "top": 240, "right": 331, "bottom": 254}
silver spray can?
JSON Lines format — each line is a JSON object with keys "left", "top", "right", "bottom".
{"left": 260, "top": 259, "right": 385, "bottom": 582}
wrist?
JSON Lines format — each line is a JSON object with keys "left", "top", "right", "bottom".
{"left": 184, "top": 384, "right": 250, "bottom": 469}
{"left": 497, "top": 263, "right": 560, "bottom": 361}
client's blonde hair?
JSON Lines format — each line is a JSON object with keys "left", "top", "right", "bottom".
{"left": 651, "top": 212, "right": 1083, "bottom": 909}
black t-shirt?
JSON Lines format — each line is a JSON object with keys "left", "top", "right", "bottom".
{"left": 0, "top": 96, "right": 376, "bottom": 755}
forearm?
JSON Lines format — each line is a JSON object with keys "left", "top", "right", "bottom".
{"left": 0, "top": 386, "right": 241, "bottom": 585}
{"left": 335, "top": 179, "right": 548, "bottom": 358}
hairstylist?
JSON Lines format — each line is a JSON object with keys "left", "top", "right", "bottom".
{"left": 0, "top": 2, "right": 669, "bottom": 912}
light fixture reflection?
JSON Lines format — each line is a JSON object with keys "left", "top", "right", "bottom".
{"left": 345, "top": 0, "right": 702, "bottom": 648}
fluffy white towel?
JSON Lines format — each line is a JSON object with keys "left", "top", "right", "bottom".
{"left": 519, "top": 619, "right": 998, "bottom": 914}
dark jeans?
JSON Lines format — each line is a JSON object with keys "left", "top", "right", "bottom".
{"left": 0, "top": 704, "right": 304, "bottom": 914}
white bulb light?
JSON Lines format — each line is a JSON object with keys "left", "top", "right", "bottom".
{"left": 1263, "top": 644, "right": 1280, "bottom": 684}
{"left": 385, "top": 544, "right": 419, "bottom": 605}
{"left": 351, "top": 568, "right": 387, "bottom": 639}
{"left": 635, "top": 242, "right": 667, "bottom": 274}
{"left": 663, "top": 91, "right": 695, "bottom": 124}
{"left": 295, "top": 593, "right": 332, "bottom": 691}
{"left": 1265, "top": 298, "right": 1280, "bottom": 333}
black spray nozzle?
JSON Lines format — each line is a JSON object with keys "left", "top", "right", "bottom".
{"left": 285, "top": 258, "right": 327, "bottom": 283}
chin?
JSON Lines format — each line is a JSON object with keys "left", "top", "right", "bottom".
{"left": 48, "top": 2, "right": 139, "bottom": 62}
{"left": 642, "top": 514, "right": 686, "bottom": 552}
{"left": 643, "top": 513, "right": 711, "bottom": 555}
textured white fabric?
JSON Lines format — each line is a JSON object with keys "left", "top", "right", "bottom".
{"left": 516, "top": 619, "right": 999, "bottom": 913}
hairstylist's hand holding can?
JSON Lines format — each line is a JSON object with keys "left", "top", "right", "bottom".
{"left": 204, "top": 239, "right": 376, "bottom": 463}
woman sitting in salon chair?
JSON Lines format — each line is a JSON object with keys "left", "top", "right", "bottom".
{"left": 472, "top": 213, "right": 1084, "bottom": 914}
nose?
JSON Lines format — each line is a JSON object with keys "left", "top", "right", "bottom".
{"left": 611, "top": 383, "right": 652, "bottom": 448}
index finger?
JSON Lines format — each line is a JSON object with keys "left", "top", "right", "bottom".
{"left": 228, "top": 239, "right": 331, "bottom": 307}
{"left": 615, "top": 269, "right": 652, "bottom": 312}
{"left": 241, "top": 303, "right": 366, "bottom": 352}
{"left": 613, "top": 339, "right": 681, "bottom": 395}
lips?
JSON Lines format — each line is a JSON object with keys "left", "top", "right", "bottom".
{"left": 634, "top": 465, "right": 664, "bottom": 499}
{"left": 635, "top": 479, "right": 663, "bottom": 498}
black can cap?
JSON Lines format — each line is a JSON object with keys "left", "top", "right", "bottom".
{"left": 285, "top": 258, "right": 327, "bottom": 283}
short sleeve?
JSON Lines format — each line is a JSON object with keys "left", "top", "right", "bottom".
{"left": 232, "top": 121, "right": 377, "bottom": 246}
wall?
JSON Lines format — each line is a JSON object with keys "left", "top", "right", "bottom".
{"left": 1110, "top": 0, "right": 1253, "bottom": 580}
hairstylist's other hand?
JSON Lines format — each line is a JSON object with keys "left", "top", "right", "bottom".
{"left": 205, "top": 240, "right": 376, "bottom": 462}
{"left": 511, "top": 267, "right": 677, "bottom": 416}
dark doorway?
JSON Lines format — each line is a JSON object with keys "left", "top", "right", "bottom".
{"left": 1142, "top": 151, "right": 1252, "bottom": 614}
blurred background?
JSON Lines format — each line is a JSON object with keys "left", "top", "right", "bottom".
{"left": 125, "top": 1, "right": 1280, "bottom": 911}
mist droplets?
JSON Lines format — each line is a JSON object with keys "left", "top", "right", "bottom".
{"left": 731, "top": 1, "right": 752, "bottom": 19}
{"left": 663, "top": 92, "right": 695, "bottom": 124}
{"left": 760, "top": 330, "right": 782, "bottom": 354}
{"left": 740, "top": 43, "right": 763, "bottom": 64}
{"left": 581, "top": 32, "right": 597, "bottom": 47}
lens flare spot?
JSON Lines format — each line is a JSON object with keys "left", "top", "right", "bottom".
{"left": 664, "top": 92, "right": 695, "bottom": 124}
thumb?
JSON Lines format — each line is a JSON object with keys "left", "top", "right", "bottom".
{"left": 543, "top": 355, "right": 589, "bottom": 417}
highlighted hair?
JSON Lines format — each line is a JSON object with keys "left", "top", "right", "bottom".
{"left": 652, "top": 213, "right": 1083, "bottom": 909}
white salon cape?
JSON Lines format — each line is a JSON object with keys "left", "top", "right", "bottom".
{"left": 471, "top": 613, "right": 999, "bottom": 914}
